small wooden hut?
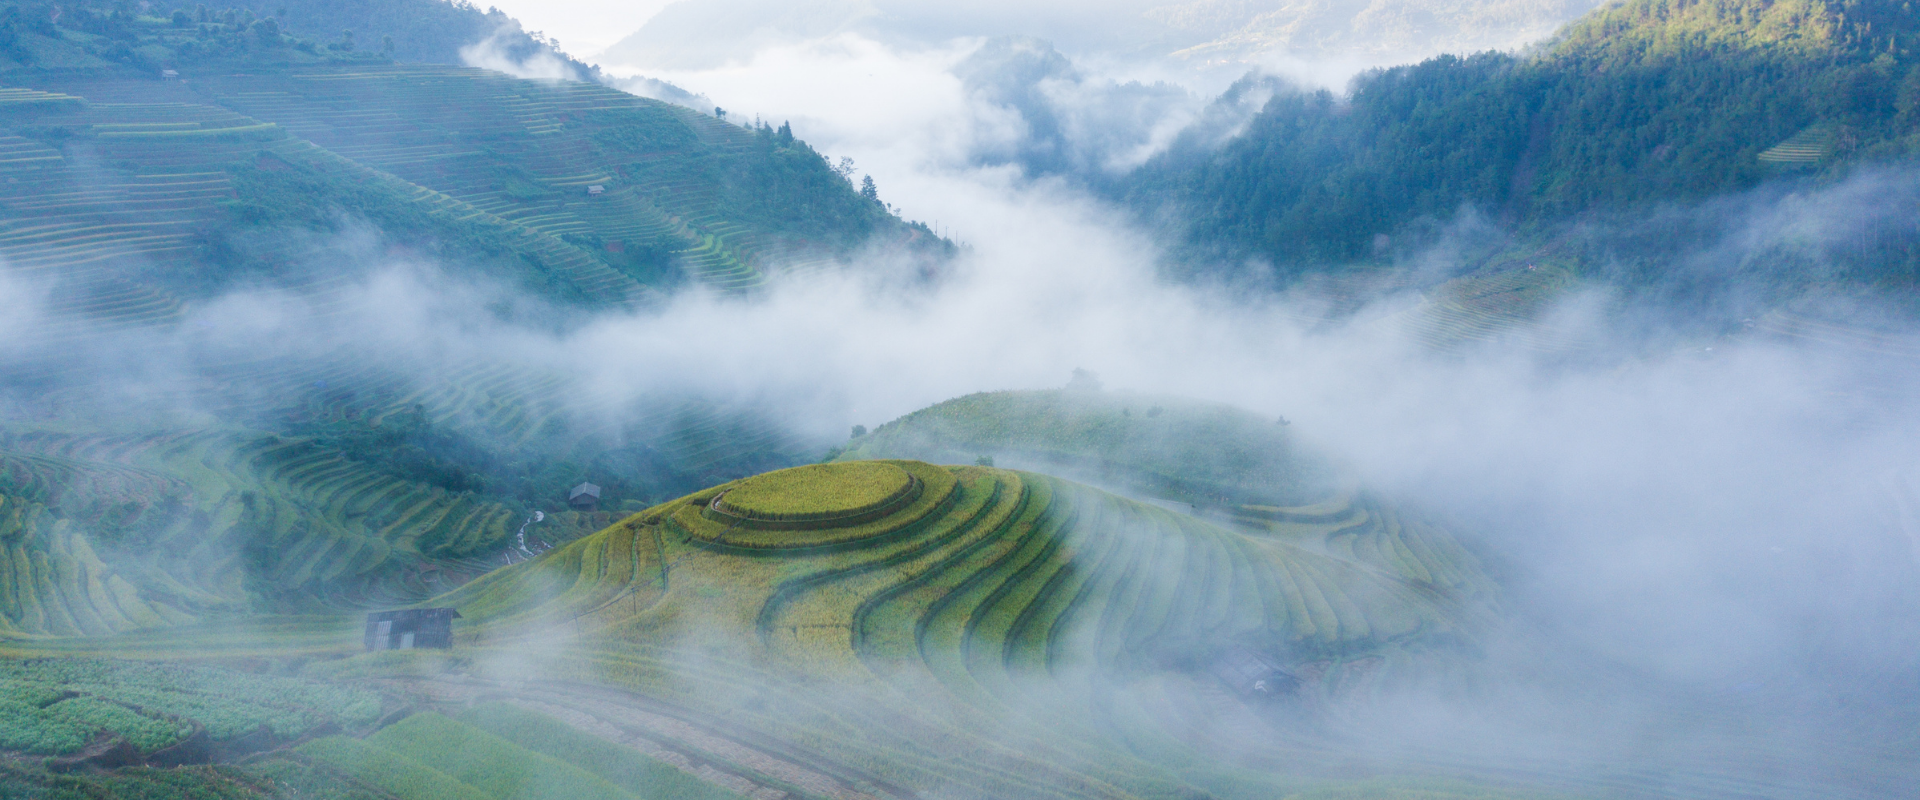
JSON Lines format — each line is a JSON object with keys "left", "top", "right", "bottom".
{"left": 568, "top": 482, "right": 601, "bottom": 511}
{"left": 364, "top": 608, "right": 460, "bottom": 650}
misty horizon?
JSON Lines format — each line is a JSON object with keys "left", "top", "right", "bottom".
{"left": 2, "top": 1, "right": 1917, "bottom": 798}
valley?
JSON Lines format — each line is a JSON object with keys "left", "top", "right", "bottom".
{"left": 2, "top": 0, "right": 1918, "bottom": 799}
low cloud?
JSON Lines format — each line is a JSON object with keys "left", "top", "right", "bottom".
{"left": 462, "top": 23, "right": 584, "bottom": 82}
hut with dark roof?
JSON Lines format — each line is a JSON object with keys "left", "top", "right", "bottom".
{"left": 364, "top": 608, "right": 460, "bottom": 650}
{"left": 568, "top": 481, "right": 601, "bottom": 511}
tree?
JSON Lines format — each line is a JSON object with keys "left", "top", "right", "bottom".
{"left": 860, "top": 175, "right": 878, "bottom": 202}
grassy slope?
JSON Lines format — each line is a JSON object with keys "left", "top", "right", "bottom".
{"left": 720, "top": 461, "right": 911, "bottom": 517}
{"left": 835, "top": 388, "right": 1337, "bottom": 508}
{"left": 455, "top": 702, "right": 746, "bottom": 800}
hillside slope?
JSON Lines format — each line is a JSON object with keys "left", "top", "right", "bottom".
{"left": 0, "top": 2, "right": 932, "bottom": 627}
{"left": 1133, "top": 0, "right": 1920, "bottom": 295}
{"left": 0, "top": 1, "right": 941, "bottom": 311}
{"left": 427, "top": 459, "right": 1497, "bottom": 799}
{"left": 834, "top": 389, "right": 1499, "bottom": 614}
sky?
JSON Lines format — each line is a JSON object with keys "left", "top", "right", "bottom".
{"left": 483, "top": 0, "right": 674, "bottom": 57}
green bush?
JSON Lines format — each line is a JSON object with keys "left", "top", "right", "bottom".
{"left": 0, "top": 660, "right": 382, "bottom": 748}
{"left": 0, "top": 761, "right": 280, "bottom": 800}
{"left": 44, "top": 696, "right": 187, "bottom": 751}
{"left": 0, "top": 697, "right": 91, "bottom": 754}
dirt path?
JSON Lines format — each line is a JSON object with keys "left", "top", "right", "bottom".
{"left": 387, "top": 676, "right": 905, "bottom": 800}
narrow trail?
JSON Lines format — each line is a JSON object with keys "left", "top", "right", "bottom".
{"left": 385, "top": 675, "right": 907, "bottom": 800}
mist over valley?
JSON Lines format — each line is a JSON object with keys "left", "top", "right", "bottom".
{"left": 0, "top": 1, "right": 1916, "bottom": 799}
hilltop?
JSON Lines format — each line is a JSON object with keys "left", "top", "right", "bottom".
{"left": 833, "top": 386, "right": 1337, "bottom": 508}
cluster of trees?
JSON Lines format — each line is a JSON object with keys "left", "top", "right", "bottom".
{"left": 716, "top": 119, "right": 898, "bottom": 249}
{"left": 0, "top": 1, "right": 371, "bottom": 69}
{"left": 1133, "top": 0, "right": 1920, "bottom": 291}
{"left": 0, "top": 0, "right": 579, "bottom": 73}
{"left": 0, "top": 5, "right": 57, "bottom": 64}
{"left": 220, "top": 0, "right": 590, "bottom": 72}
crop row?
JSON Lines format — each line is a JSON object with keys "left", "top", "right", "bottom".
{"left": 1749, "top": 310, "right": 1920, "bottom": 359}
{"left": 1402, "top": 264, "right": 1592, "bottom": 352}
{"left": 202, "top": 64, "right": 775, "bottom": 294}
{"left": 0, "top": 425, "right": 525, "bottom": 633}
{"left": 0, "top": 87, "right": 85, "bottom": 109}
{"left": 1229, "top": 492, "right": 1501, "bottom": 627}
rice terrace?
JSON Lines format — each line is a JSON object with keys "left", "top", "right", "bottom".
{"left": 2, "top": 0, "right": 1920, "bottom": 799}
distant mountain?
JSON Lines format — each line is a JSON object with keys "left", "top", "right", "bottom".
{"left": 597, "top": 0, "right": 1596, "bottom": 69}
{"left": 1129, "top": 0, "right": 1920, "bottom": 298}
{"left": 1150, "top": 0, "right": 1608, "bottom": 64}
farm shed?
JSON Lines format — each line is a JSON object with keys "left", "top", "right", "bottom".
{"left": 569, "top": 482, "right": 601, "bottom": 511}
{"left": 1209, "top": 648, "right": 1299, "bottom": 698}
{"left": 365, "top": 608, "right": 460, "bottom": 650}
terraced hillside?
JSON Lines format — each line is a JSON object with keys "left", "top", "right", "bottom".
{"left": 0, "top": 382, "right": 820, "bottom": 627}
{"left": 0, "top": 2, "right": 946, "bottom": 375}
{"left": 835, "top": 389, "right": 1501, "bottom": 642}
{"left": 0, "top": 426, "right": 538, "bottom": 628}
{"left": 1399, "top": 262, "right": 1596, "bottom": 353}
{"left": 0, "top": 6, "right": 868, "bottom": 631}
{"left": 0, "top": 66, "right": 920, "bottom": 313}
{"left": 426, "top": 460, "right": 1494, "bottom": 799}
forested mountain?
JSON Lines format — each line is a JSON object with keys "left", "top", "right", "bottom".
{"left": 1133, "top": 0, "right": 1920, "bottom": 294}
